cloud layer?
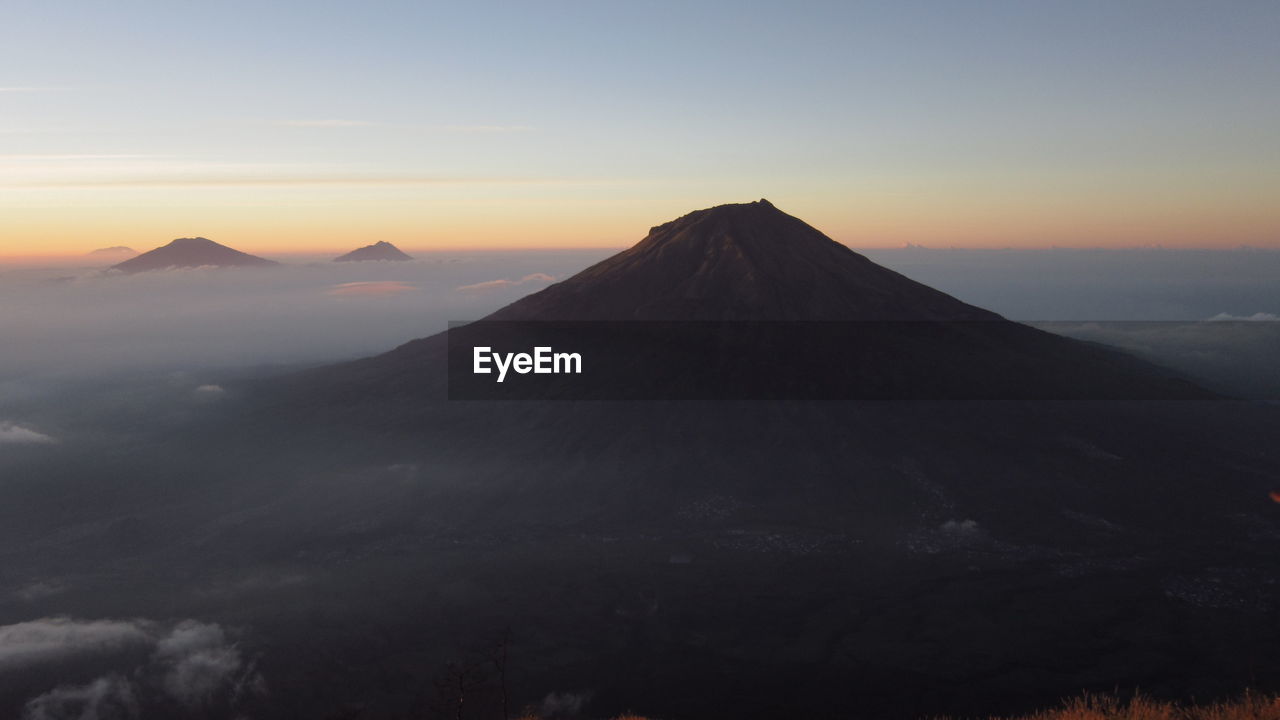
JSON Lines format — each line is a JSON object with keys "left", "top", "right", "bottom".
{"left": 0, "top": 618, "right": 151, "bottom": 672}
{"left": 0, "top": 422, "right": 55, "bottom": 444}
{"left": 0, "top": 251, "right": 605, "bottom": 385}
{"left": 23, "top": 675, "right": 137, "bottom": 720}
{"left": 457, "top": 272, "right": 556, "bottom": 292}
{"left": 0, "top": 617, "right": 257, "bottom": 720}
{"left": 1207, "top": 312, "right": 1279, "bottom": 322}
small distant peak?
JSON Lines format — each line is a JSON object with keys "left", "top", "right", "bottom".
{"left": 756, "top": 198, "right": 774, "bottom": 208}
{"left": 87, "top": 246, "right": 136, "bottom": 256}
{"left": 111, "top": 236, "right": 275, "bottom": 272}
{"left": 333, "top": 240, "right": 413, "bottom": 262}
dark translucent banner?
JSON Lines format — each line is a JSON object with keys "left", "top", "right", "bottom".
{"left": 443, "top": 320, "right": 1276, "bottom": 401}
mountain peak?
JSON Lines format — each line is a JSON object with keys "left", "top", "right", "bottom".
{"left": 334, "top": 240, "right": 414, "bottom": 262}
{"left": 491, "top": 200, "right": 999, "bottom": 321}
{"left": 646, "top": 198, "right": 782, "bottom": 235}
{"left": 110, "top": 237, "right": 277, "bottom": 273}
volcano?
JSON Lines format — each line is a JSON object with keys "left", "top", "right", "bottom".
{"left": 110, "top": 237, "right": 278, "bottom": 273}
{"left": 298, "top": 200, "right": 1204, "bottom": 403}
{"left": 334, "top": 240, "right": 413, "bottom": 262}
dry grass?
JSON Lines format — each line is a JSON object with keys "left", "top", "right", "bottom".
{"left": 936, "top": 692, "right": 1280, "bottom": 720}
{"left": 515, "top": 694, "right": 1279, "bottom": 720}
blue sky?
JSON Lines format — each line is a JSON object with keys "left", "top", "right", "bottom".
{"left": 3, "top": 0, "right": 1279, "bottom": 252}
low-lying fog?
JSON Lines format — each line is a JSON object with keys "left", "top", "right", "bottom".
{"left": 0, "top": 250, "right": 614, "bottom": 383}
{"left": 2, "top": 247, "right": 1278, "bottom": 409}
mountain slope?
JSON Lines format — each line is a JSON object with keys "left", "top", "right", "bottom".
{"left": 110, "top": 237, "right": 278, "bottom": 273}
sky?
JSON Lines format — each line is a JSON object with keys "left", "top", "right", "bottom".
{"left": 2, "top": 0, "right": 1279, "bottom": 255}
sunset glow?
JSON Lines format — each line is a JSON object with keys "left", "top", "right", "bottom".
{"left": 3, "top": 2, "right": 1279, "bottom": 256}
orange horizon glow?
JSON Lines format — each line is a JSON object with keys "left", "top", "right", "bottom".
{"left": 3, "top": 192, "right": 1279, "bottom": 260}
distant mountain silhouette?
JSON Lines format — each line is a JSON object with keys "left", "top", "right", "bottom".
{"left": 87, "top": 246, "right": 138, "bottom": 258}
{"left": 110, "top": 237, "right": 278, "bottom": 273}
{"left": 334, "top": 240, "right": 413, "bottom": 262}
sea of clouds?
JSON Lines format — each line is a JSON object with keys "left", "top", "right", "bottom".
{"left": 0, "top": 251, "right": 611, "bottom": 384}
{"left": 0, "top": 247, "right": 1277, "bottom": 412}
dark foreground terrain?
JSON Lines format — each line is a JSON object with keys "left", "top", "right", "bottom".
{"left": 3, "top": 383, "right": 1278, "bottom": 719}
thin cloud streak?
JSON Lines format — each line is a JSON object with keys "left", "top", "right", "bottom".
{"left": 431, "top": 124, "right": 533, "bottom": 133}
{"left": 275, "top": 120, "right": 533, "bottom": 133}
{"left": 7, "top": 175, "right": 596, "bottom": 189}
{"left": 326, "top": 281, "right": 418, "bottom": 297}
{"left": 0, "top": 154, "right": 166, "bottom": 161}
{"left": 276, "top": 119, "right": 380, "bottom": 128}
{"left": 457, "top": 272, "right": 556, "bottom": 292}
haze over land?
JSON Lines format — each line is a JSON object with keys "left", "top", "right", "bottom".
{"left": 2, "top": 243, "right": 1277, "bottom": 391}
